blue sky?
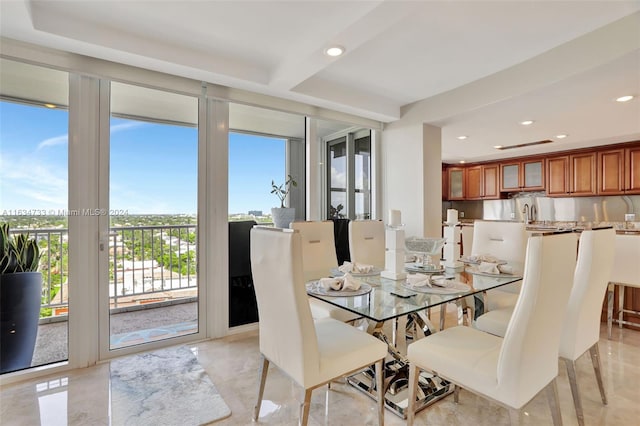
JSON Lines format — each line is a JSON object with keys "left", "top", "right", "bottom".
{"left": 1, "top": 101, "right": 286, "bottom": 215}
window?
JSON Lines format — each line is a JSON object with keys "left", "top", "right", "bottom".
{"left": 326, "top": 129, "right": 372, "bottom": 220}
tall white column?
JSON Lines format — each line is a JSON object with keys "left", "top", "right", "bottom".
{"left": 382, "top": 122, "right": 442, "bottom": 238}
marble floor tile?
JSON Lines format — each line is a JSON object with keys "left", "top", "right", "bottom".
{"left": 1, "top": 324, "right": 639, "bottom": 425}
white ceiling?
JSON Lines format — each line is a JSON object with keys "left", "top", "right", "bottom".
{"left": 1, "top": 0, "right": 639, "bottom": 162}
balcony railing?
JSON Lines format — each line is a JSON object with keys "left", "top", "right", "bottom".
{"left": 9, "top": 224, "right": 198, "bottom": 317}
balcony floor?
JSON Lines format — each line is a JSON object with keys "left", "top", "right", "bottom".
{"left": 32, "top": 301, "right": 198, "bottom": 367}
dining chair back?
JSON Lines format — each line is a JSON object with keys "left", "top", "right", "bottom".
{"left": 228, "top": 220, "right": 258, "bottom": 327}
{"left": 607, "top": 233, "right": 640, "bottom": 338}
{"left": 289, "top": 220, "right": 359, "bottom": 322}
{"left": 290, "top": 221, "right": 339, "bottom": 282}
{"left": 559, "top": 228, "right": 615, "bottom": 426}
{"left": 406, "top": 232, "right": 577, "bottom": 425}
{"left": 470, "top": 220, "right": 528, "bottom": 311}
{"left": 250, "top": 227, "right": 387, "bottom": 425}
{"left": 474, "top": 228, "right": 615, "bottom": 426}
{"left": 349, "top": 220, "right": 385, "bottom": 269}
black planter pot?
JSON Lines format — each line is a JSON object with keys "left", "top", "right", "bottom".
{"left": 0, "top": 272, "right": 42, "bottom": 374}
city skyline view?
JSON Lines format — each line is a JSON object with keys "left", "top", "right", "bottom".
{"left": 1, "top": 101, "right": 288, "bottom": 216}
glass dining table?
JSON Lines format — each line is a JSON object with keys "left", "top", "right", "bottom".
{"left": 306, "top": 267, "right": 523, "bottom": 418}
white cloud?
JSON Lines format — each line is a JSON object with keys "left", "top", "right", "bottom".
{"left": 37, "top": 134, "right": 68, "bottom": 150}
{"left": 36, "top": 121, "right": 145, "bottom": 151}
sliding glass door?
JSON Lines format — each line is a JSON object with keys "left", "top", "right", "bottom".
{"left": 106, "top": 82, "right": 199, "bottom": 350}
{"left": 0, "top": 59, "right": 70, "bottom": 373}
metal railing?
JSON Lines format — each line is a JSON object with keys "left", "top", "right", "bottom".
{"left": 9, "top": 224, "right": 198, "bottom": 316}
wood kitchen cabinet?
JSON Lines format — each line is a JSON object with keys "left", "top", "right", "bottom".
{"left": 571, "top": 152, "right": 597, "bottom": 195}
{"left": 500, "top": 159, "right": 544, "bottom": 192}
{"left": 598, "top": 149, "right": 625, "bottom": 194}
{"left": 465, "top": 166, "right": 482, "bottom": 199}
{"left": 626, "top": 145, "right": 640, "bottom": 194}
{"left": 454, "top": 164, "right": 499, "bottom": 200}
{"left": 447, "top": 167, "right": 465, "bottom": 200}
{"left": 482, "top": 164, "right": 500, "bottom": 199}
{"left": 547, "top": 152, "right": 596, "bottom": 196}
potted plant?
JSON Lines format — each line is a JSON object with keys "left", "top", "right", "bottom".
{"left": 0, "top": 223, "right": 43, "bottom": 374}
{"left": 270, "top": 174, "right": 297, "bottom": 228}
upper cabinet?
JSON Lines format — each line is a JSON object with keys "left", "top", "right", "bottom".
{"left": 444, "top": 164, "right": 499, "bottom": 200}
{"left": 500, "top": 159, "right": 544, "bottom": 192}
{"left": 447, "top": 167, "right": 465, "bottom": 200}
{"left": 443, "top": 141, "right": 639, "bottom": 200}
{"left": 625, "top": 146, "right": 640, "bottom": 194}
{"left": 463, "top": 164, "right": 500, "bottom": 200}
{"left": 546, "top": 153, "right": 596, "bottom": 197}
{"left": 597, "top": 149, "right": 625, "bottom": 194}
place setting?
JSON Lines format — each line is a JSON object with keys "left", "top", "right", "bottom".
{"left": 306, "top": 272, "right": 373, "bottom": 297}
{"left": 402, "top": 273, "right": 470, "bottom": 294}
{"left": 330, "top": 261, "right": 381, "bottom": 277}
{"left": 459, "top": 253, "right": 515, "bottom": 277}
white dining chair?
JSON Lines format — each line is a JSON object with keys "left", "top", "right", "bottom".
{"left": 349, "top": 220, "right": 385, "bottom": 269}
{"left": 607, "top": 233, "right": 640, "bottom": 339}
{"left": 475, "top": 228, "right": 615, "bottom": 426}
{"left": 290, "top": 220, "right": 360, "bottom": 322}
{"left": 470, "top": 220, "right": 528, "bottom": 311}
{"left": 406, "top": 232, "right": 577, "bottom": 425}
{"left": 250, "top": 227, "right": 387, "bottom": 426}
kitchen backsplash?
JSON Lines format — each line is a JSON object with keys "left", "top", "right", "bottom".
{"left": 443, "top": 194, "right": 640, "bottom": 227}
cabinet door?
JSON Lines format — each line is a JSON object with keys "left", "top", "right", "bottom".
{"left": 597, "top": 149, "right": 625, "bottom": 195}
{"left": 465, "top": 166, "right": 482, "bottom": 199}
{"left": 448, "top": 168, "right": 465, "bottom": 200}
{"left": 500, "top": 163, "right": 520, "bottom": 191}
{"left": 522, "top": 160, "right": 544, "bottom": 190}
{"left": 546, "top": 156, "right": 569, "bottom": 196}
{"left": 570, "top": 152, "right": 596, "bottom": 195}
{"left": 626, "top": 146, "right": 640, "bottom": 193}
{"left": 482, "top": 164, "right": 499, "bottom": 199}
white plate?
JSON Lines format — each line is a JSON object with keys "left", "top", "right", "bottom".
{"left": 459, "top": 257, "right": 507, "bottom": 265}
{"left": 330, "top": 267, "right": 381, "bottom": 277}
{"left": 402, "top": 280, "right": 470, "bottom": 294}
{"left": 466, "top": 266, "right": 514, "bottom": 277}
{"left": 405, "top": 264, "right": 445, "bottom": 274}
{"left": 306, "top": 281, "right": 373, "bottom": 297}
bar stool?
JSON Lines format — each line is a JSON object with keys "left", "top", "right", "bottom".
{"left": 607, "top": 233, "right": 640, "bottom": 339}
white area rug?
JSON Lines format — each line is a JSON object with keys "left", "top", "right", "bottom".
{"left": 110, "top": 346, "right": 231, "bottom": 425}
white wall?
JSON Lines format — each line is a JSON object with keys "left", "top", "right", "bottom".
{"left": 382, "top": 122, "right": 442, "bottom": 238}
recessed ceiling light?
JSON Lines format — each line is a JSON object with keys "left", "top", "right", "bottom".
{"left": 459, "top": 160, "right": 466, "bottom": 164}
{"left": 457, "top": 135, "right": 468, "bottom": 140}
{"left": 44, "top": 103, "right": 56, "bottom": 109}
{"left": 520, "top": 120, "right": 534, "bottom": 126}
{"left": 616, "top": 95, "right": 634, "bottom": 102}
{"left": 325, "top": 46, "right": 345, "bottom": 57}
{"left": 493, "top": 145, "right": 503, "bottom": 149}
{"left": 556, "top": 134, "right": 568, "bottom": 139}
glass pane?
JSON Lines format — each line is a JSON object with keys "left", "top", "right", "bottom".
{"left": 502, "top": 164, "right": 519, "bottom": 189}
{"left": 354, "top": 135, "right": 371, "bottom": 219}
{"left": 0, "top": 60, "right": 69, "bottom": 373}
{"left": 524, "top": 161, "right": 542, "bottom": 187}
{"left": 228, "top": 132, "right": 285, "bottom": 221}
{"left": 329, "top": 139, "right": 347, "bottom": 218}
{"left": 450, "top": 170, "right": 463, "bottom": 198}
{"left": 109, "top": 82, "right": 198, "bottom": 350}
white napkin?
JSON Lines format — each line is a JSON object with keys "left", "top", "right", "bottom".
{"left": 478, "top": 262, "right": 513, "bottom": 274}
{"left": 338, "top": 261, "right": 374, "bottom": 274}
{"left": 406, "top": 273, "right": 432, "bottom": 287}
{"left": 319, "top": 273, "right": 362, "bottom": 291}
{"left": 430, "top": 277, "right": 459, "bottom": 288}
{"left": 468, "top": 254, "right": 501, "bottom": 264}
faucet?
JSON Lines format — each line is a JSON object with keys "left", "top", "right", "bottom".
{"left": 522, "top": 203, "right": 530, "bottom": 224}
{"left": 530, "top": 204, "right": 537, "bottom": 223}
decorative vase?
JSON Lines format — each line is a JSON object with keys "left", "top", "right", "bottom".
{"left": 0, "top": 272, "right": 43, "bottom": 374}
{"left": 271, "top": 207, "right": 295, "bottom": 229}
